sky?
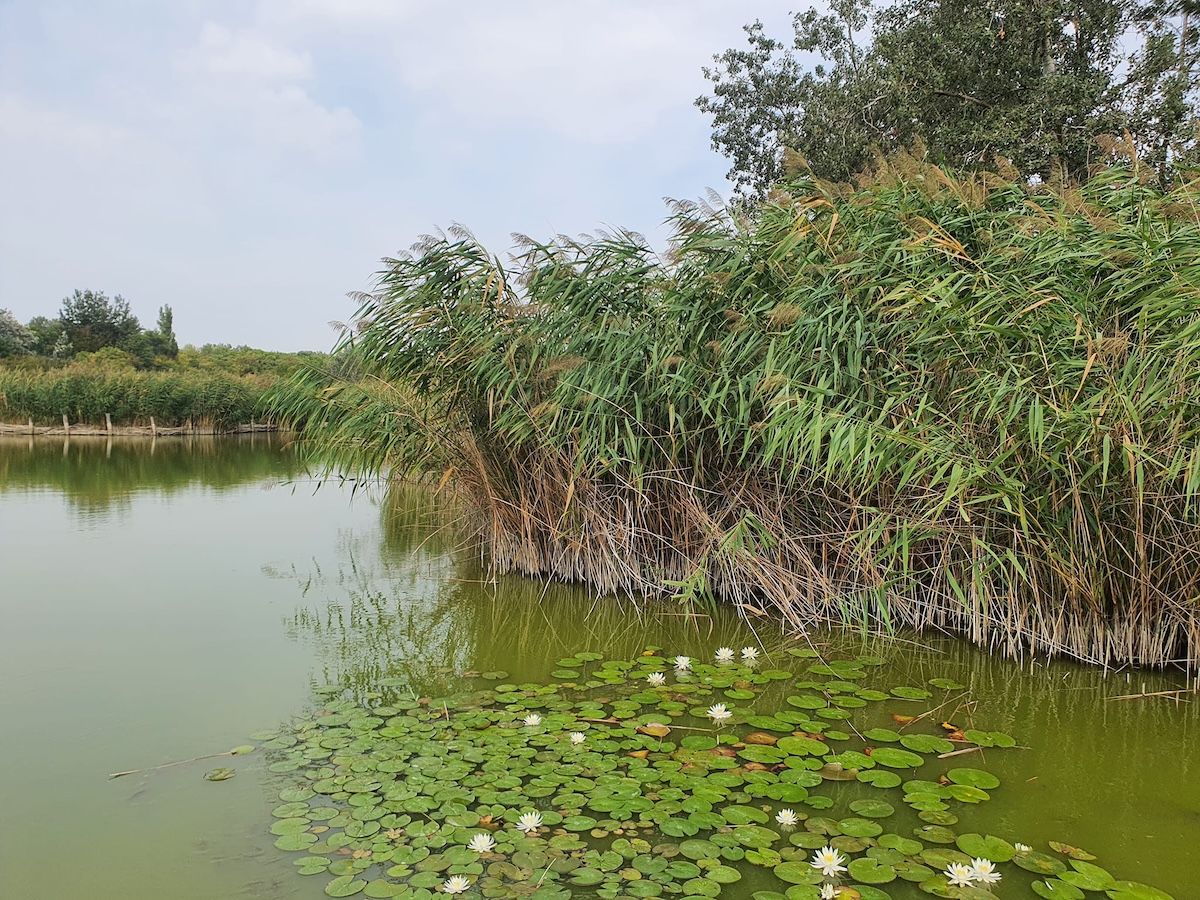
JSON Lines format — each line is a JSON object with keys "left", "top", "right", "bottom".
{"left": 0, "top": 1, "right": 801, "bottom": 351}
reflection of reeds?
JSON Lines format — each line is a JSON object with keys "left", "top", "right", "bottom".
{"left": 270, "top": 158, "right": 1200, "bottom": 670}
{"left": 280, "top": 508, "right": 1198, "bottom": 772}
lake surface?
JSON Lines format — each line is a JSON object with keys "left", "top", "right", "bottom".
{"left": 0, "top": 435, "right": 1196, "bottom": 898}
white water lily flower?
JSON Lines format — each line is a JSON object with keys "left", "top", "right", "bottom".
{"left": 442, "top": 875, "right": 471, "bottom": 894}
{"left": 945, "top": 862, "right": 975, "bottom": 887}
{"left": 522, "top": 713, "right": 542, "bottom": 727}
{"left": 820, "top": 886, "right": 838, "bottom": 900}
{"left": 774, "top": 808, "right": 799, "bottom": 827}
{"left": 715, "top": 647, "right": 735, "bottom": 663}
{"left": 467, "top": 832, "right": 495, "bottom": 853}
{"left": 647, "top": 672, "right": 667, "bottom": 686}
{"left": 674, "top": 655, "right": 691, "bottom": 671}
{"left": 515, "top": 811, "right": 543, "bottom": 833}
{"left": 706, "top": 703, "right": 732, "bottom": 724}
{"left": 569, "top": 731, "right": 586, "bottom": 745}
{"left": 970, "top": 858, "right": 1001, "bottom": 884}
{"left": 740, "top": 646, "right": 759, "bottom": 661}
{"left": 1014, "top": 843, "right": 1032, "bottom": 853}
{"left": 809, "top": 846, "right": 847, "bottom": 877}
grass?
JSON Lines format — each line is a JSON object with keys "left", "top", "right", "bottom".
{"left": 0, "top": 364, "right": 274, "bottom": 428}
{"left": 270, "top": 151, "right": 1200, "bottom": 669}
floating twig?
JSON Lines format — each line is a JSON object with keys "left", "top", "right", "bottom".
{"left": 109, "top": 750, "right": 234, "bottom": 779}
{"left": 1108, "top": 688, "right": 1195, "bottom": 702}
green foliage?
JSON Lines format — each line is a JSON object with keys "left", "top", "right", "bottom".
{"left": 24, "top": 316, "right": 64, "bottom": 356}
{"left": 273, "top": 158, "right": 1200, "bottom": 667}
{"left": 155, "top": 304, "right": 179, "bottom": 358}
{"left": 58, "top": 289, "right": 141, "bottom": 354}
{"left": 698, "top": 0, "right": 1197, "bottom": 194}
{"left": 0, "top": 308, "right": 35, "bottom": 357}
{"left": 0, "top": 362, "right": 274, "bottom": 427}
{"left": 175, "top": 343, "right": 324, "bottom": 376}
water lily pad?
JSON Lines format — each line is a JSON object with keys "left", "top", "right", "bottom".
{"left": 1060, "top": 860, "right": 1115, "bottom": 890}
{"left": 945, "top": 768, "right": 1000, "bottom": 789}
{"left": 1049, "top": 841, "right": 1097, "bottom": 861}
{"left": 847, "top": 857, "right": 897, "bottom": 884}
{"left": 324, "top": 875, "right": 367, "bottom": 897}
{"left": 870, "top": 747, "right": 925, "bottom": 769}
{"left": 1032, "top": 880, "right": 1086, "bottom": 899}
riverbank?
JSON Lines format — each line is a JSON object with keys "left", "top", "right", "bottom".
{"left": 272, "top": 159, "right": 1200, "bottom": 671}
{"left": 0, "top": 358, "right": 307, "bottom": 431}
{"left": 0, "top": 421, "right": 279, "bottom": 436}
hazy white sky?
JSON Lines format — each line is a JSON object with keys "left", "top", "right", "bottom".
{"left": 0, "top": 1, "right": 800, "bottom": 350}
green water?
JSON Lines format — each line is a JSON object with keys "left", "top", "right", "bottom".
{"left": 0, "top": 435, "right": 1196, "bottom": 898}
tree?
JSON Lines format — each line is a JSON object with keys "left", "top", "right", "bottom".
{"left": 155, "top": 304, "right": 179, "bottom": 358}
{"left": 0, "top": 308, "right": 35, "bottom": 357}
{"left": 698, "top": 0, "right": 1196, "bottom": 194}
{"left": 1124, "top": 0, "right": 1200, "bottom": 181}
{"left": 25, "top": 316, "right": 64, "bottom": 356}
{"left": 58, "top": 289, "right": 140, "bottom": 354}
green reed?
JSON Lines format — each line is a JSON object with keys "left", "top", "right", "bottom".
{"left": 270, "top": 155, "right": 1200, "bottom": 669}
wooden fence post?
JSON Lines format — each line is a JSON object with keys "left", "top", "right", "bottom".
{"left": 105, "top": 413, "right": 113, "bottom": 434}
{"left": 62, "top": 414, "right": 69, "bottom": 435}
{"left": 150, "top": 416, "right": 157, "bottom": 437}
{"left": 28, "top": 417, "right": 33, "bottom": 435}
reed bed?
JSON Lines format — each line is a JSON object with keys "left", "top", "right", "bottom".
{"left": 272, "top": 155, "right": 1200, "bottom": 669}
{"left": 0, "top": 366, "right": 272, "bottom": 428}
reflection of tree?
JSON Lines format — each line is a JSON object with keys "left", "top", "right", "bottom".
{"left": 0, "top": 434, "right": 303, "bottom": 515}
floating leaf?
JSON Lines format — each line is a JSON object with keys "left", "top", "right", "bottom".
{"left": 955, "top": 833, "right": 1014, "bottom": 861}
{"left": 1049, "top": 841, "right": 1098, "bottom": 861}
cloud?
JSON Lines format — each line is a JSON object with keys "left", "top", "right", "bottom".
{"left": 259, "top": 0, "right": 789, "bottom": 144}
{"left": 176, "top": 22, "right": 359, "bottom": 162}
{"left": 186, "top": 22, "right": 313, "bottom": 81}
{"left": 0, "top": 0, "right": 800, "bottom": 348}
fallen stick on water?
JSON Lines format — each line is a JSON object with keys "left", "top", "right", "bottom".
{"left": 108, "top": 750, "right": 234, "bottom": 779}
{"left": 1108, "top": 688, "right": 1194, "bottom": 702}
{"left": 937, "top": 746, "right": 982, "bottom": 759}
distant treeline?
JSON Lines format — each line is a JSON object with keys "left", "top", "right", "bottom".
{"left": 0, "top": 290, "right": 325, "bottom": 427}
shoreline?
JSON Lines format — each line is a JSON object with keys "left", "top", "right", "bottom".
{"left": 0, "top": 421, "right": 280, "bottom": 437}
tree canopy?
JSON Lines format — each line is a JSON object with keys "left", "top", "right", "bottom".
{"left": 59, "top": 289, "right": 141, "bottom": 355}
{"left": 698, "top": 0, "right": 1200, "bottom": 194}
{"left": 0, "top": 309, "right": 35, "bottom": 357}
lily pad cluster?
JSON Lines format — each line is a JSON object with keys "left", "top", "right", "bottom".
{"left": 253, "top": 649, "right": 1175, "bottom": 899}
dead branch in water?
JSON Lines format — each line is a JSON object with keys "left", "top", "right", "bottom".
{"left": 108, "top": 750, "right": 234, "bottom": 779}
{"left": 1108, "top": 688, "right": 1195, "bottom": 702}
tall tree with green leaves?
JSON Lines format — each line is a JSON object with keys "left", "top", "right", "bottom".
{"left": 698, "top": 0, "right": 1197, "bottom": 193}
{"left": 156, "top": 305, "right": 179, "bottom": 358}
{"left": 1124, "top": 0, "right": 1200, "bottom": 181}
{"left": 57, "top": 289, "right": 140, "bottom": 355}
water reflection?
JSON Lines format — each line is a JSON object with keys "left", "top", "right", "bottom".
{"left": 280, "top": 480, "right": 1199, "bottom": 763}
{"left": 0, "top": 434, "right": 304, "bottom": 517}
{"left": 2, "top": 436, "right": 1196, "bottom": 897}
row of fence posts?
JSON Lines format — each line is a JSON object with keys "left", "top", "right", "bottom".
{"left": 35, "top": 415, "right": 164, "bottom": 436}
{"left": 19, "top": 417, "right": 266, "bottom": 435}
